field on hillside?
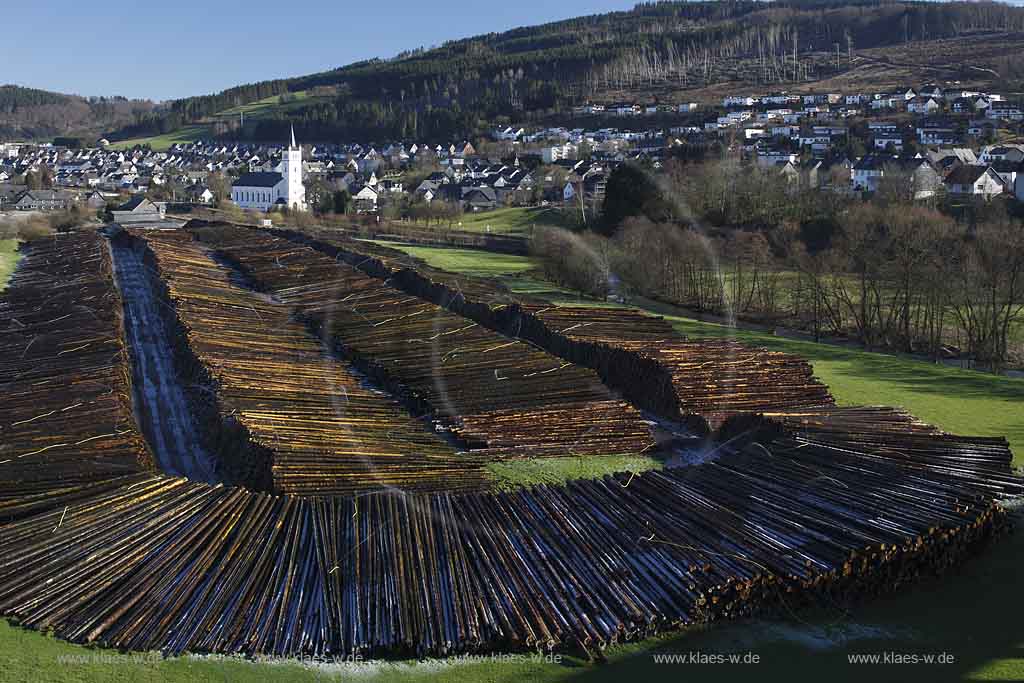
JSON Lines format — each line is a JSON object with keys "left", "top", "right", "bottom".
{"left": 112, "top": 91, "right": 333, "bottom": 150}
{"left": 110, "top": 124, "right": 212, "bottom": 151}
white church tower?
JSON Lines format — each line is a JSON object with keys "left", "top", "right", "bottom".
{"left": 281, "top": 125, "right": 306, "bottom": 211}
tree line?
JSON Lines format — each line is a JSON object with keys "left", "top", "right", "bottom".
{"left": 533, "top": 157, "right": 1024, "bottom": 372}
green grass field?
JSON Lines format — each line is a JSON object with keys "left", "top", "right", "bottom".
{"left": 366, "top": 241, "right": 582, "bottom": 300}
{"left": 1, "top": 238, "right": 20, "bottom": 290}
{"left": 448, "top": 207, "right": 575, "bottom": 236}
{"left": 404, "top": 207, "right": 578, "bottom": 237}
{"left": 110, "top": 125, "right": 211, "bottom": 151}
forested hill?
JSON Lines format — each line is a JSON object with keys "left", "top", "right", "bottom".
{"left": 0, "top": 85, "right": 154, "bottom": 142}
{"left": 108, "top": 0, "right": 1024, "bottom": 143}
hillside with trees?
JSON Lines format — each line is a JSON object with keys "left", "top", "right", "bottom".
{"left": 106, "top": 0, "right": 1024, "bottom": 144}
{"left": 0, "top": 85, "right": 154, "bottom": 142}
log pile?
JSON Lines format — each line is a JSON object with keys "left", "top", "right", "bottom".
{"left": 141, "top": 231, "right": 491, "bottom": 495}
{"left": 192, "top": 225, "right": 658, "bottom": 459}
{"left": 0, "top": 423, "right": 1017, "bottom": 658}
{"left": 0, "top": 224, "right": 1020, "bottom": 662}
{"left": 753, "top": 406, "right": 1020, "bottom": 490}
{"left": 0, "top": 233, "right": 150, "bottom": 502}
{"left": 259, "top": 226, "right": 833, "bottom": 430}
{"left": 525, "top": 306, "right": 835, "bottom": 422}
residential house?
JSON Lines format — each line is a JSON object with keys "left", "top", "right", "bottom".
{"left": 873, "top": 132, "right": 904, "bottom": 152}
{"left": 723, "top": 95, "right": 756, "bottom": 108}
{"left": 111, "top": 195, "right": 166, "bottom": 224}
{"left": 186, "top": 184, "right": 215, "bottom": 205}
{"left": 351, "top": 185, "right": 379, "bottom": 212}
{"left": 943, "top": 165, "right": 1005, "bottom": 197}
{"left": 461, "top": 186, "right": 497, "bottom": 211}
{"left": 979, "top": 146, "right": 1024, "bottom": 164}
{"left": 493, "top": 126, "right": 525, "bottom": 141}
{"left": 916, "top": 120, "right": 958, "bottom": 146}
{"left": 13, "top": 189, "right": 77, "bottom": 211}
{"left": 907, "top": 96, "right": 941, "bottom": 114}
{"left": 85, "top": 190, "right": 107, "bottom": 209}
{"left": 989, "top": 160, "right": 1022, "bottom": 190}
{"left": 987, "top": 104, "right": 1023, "bottom": 122}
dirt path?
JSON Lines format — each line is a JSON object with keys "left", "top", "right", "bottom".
{"left": 109, "top": 239, "right": 219, "bottom": 482}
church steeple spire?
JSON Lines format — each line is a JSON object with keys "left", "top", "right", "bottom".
{"left": 290, "top": 125, "right": 297, "bottom": 150}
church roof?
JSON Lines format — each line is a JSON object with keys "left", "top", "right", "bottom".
{"left": 234, "top": 172, "right": 283, "bottom": 188}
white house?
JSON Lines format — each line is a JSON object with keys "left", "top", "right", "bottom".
{"left": 493, "top": 126, "right": 525, "bottom": 141}
{"left": 944, "top": 165, "right": 1004, "bottom": 197}
{"left": 979, "top": 145, "right": 1024, "bottom": 164}
{"left": 986, "top": 104, "right": 1023, "bottom": 122}
{"left": 230, "top": 127, "right": 306, "bottom": 211}
{"left": 542, "top": 144, "right": 576, "bottom": 163}
{"left": 723, "top": 95, "right": 755, "bottom": 107}
{"left": 907, "top": 97, "right": 940, "bottom": 114}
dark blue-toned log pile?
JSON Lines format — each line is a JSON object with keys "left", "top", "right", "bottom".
{"left": 0, "top": 233, "right": 151, "bottom": 501}
{"left": 0, "top": 430, "right": 1017, "bottom": 657}
{"left": 0, "top": 225, "right": 1020, "bottom": 662}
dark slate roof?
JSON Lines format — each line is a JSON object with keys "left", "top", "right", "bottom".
{"left": 233, "top": 172, "right": 283, "bottom": 188}
{"left": 990, "top": 159, "right": 1024, "bottom": 173}
{"left": 117, "top": 195, "right": 150, "bottom": 211}
{"left": 945, "top": 165, "right": 995, "bottom": 185}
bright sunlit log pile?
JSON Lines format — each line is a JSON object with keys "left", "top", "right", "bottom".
{"left": 192, "top": 225, "right": 660, "bottom": 459}
{"left": 0, "top": 233, "right": 150, "bottom": 501}
{"left": 141, "top": 230, "right": 490, "bottom": 494}
{"left": 259, "top": 227, "right": 833, "bottom": 429}
{"left": 0, "top": 224, "right": 1020, "bottom": 661}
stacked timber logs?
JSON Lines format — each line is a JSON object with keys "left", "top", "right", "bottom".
{"left": 141, "top": 231, "right": 491, "bottom": 495}
{"left": 191, "top": 226, "right": 659, "bottom": 459}
{"left": 0, "top": 233, "right": 150, "bottom": 502}
{"left": 0, "top": 224, "right": 1020, "bottom": 662}
{"left": 751, "top": 406, "right": 1021, "bottom": 490}
{"left": 258, "top": 226, "right": 835, "bottom": 429}
{"left": 0, "top": 423, "right": 1018, "bottom": 658}
{"left": 257, "top": 226, "right": 694, "bottom": 427}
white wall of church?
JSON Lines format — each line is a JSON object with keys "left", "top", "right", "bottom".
{"left": 231, "top": 186, "right": 281, "bottom": 212}
{"left": 230, "top": 128, "right": 307, "bottom": 212}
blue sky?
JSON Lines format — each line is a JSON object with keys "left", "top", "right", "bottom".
{"left": 2, "top": 0, "right": 637, "bottom": 101}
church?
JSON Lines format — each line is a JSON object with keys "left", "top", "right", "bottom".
{"left": 230, "top": 127, "right": 306, "bottom": 211}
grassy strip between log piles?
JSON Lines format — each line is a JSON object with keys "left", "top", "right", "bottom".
{"left": 0, "top": 238, "right": 20, "bottom": 290}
